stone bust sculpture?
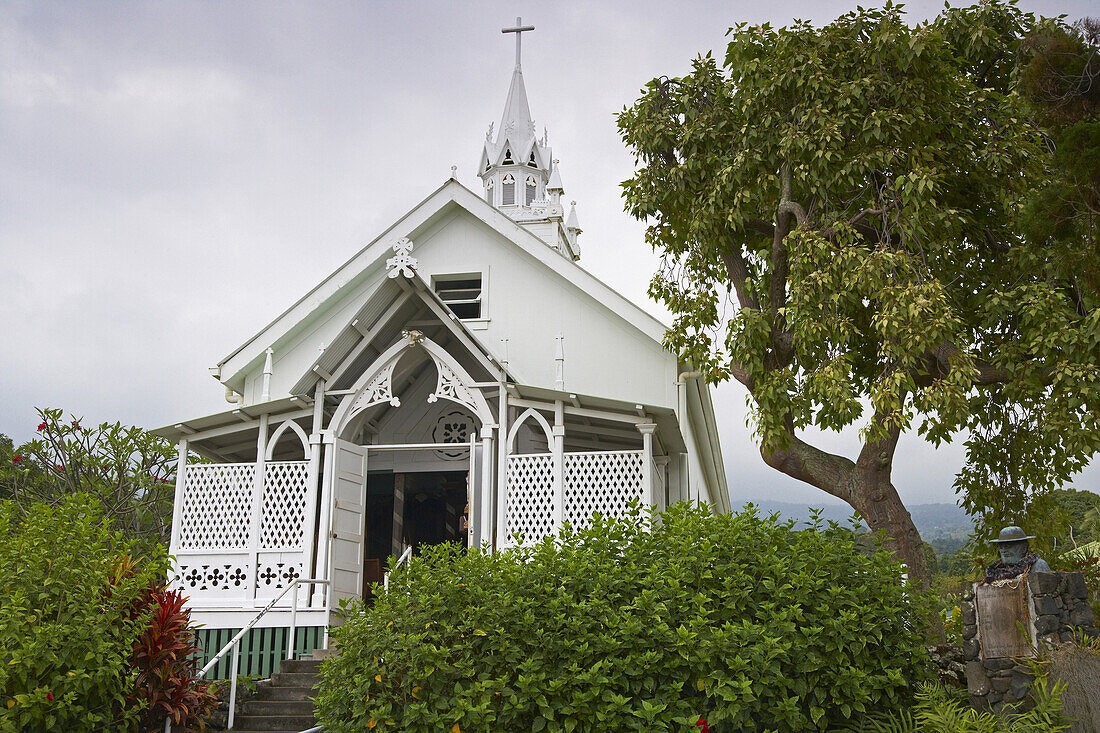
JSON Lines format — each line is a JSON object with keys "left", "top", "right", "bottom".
{"left": 984, "top": 526, "right": 1051, "bottom": 582}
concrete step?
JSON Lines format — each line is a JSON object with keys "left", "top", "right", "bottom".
{"left": 280, "top": 658, "right": 323, "bottom": 674}
{"left": 270, "top": 671, "right": 319, "bottom": 688}
{"left": 253, "top": 684, "right": 317, "bottom": 702}
{"left": 240, "top": 699, "right": 315, "bottom": 716}
{"left": 224, "top": 714, "right": 316, "bottom": 732}
{"left": 301, "top": 646, "right": 339, "bottom": 661}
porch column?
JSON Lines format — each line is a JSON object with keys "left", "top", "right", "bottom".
{"left": 552, "top": 400, "right": 565, "bottom": 532}
{"left": 169, "top": 439, "right": 189, "bottom": 559}
{"left": 250, "top": 413, "right": 270, "bottom": 604}
{"left": 637, "top": 423, "right": 657, "bottom": 510}
{"left": 479, "top": 425, "right": 495, "bottom": 549}
{"left": 655, "top": 456, "right": 670, "bottom": 511}
{"left": 495, "top": 383, "right": 509, "bottom": 551}
{"left": 306, "top": 381, "right": 326, "bottom": 606}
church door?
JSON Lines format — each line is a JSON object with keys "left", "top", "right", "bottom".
{"left": 329, "top": 438, "right": 368, "bottom": 612}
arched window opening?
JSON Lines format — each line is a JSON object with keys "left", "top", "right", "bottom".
{"left": 525, "top": 176, "right": 537, "bottom": 205}
{"left": 502, "top": 174, "right": 516, "bottom": 206}
{"left": 528, "top": 151, "right": 538, "bottom": 167}
{"left": 485, "top": 178, "right": 495, "bottom": 204}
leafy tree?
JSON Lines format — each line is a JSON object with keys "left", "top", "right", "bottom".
{"left": 1048, "top": 487, "right": 1100, "bottom": 546}
{"left": 618, "top": 2, "right": 1099, "bottom": 585}
{"left": 2, "top": 408, "right": 178, "bottom": 555}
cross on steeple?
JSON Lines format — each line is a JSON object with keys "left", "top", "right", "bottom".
{"left": 502, "top": 17, "right": 534, "bottom": 69}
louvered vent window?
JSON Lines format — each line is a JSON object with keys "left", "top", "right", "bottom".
{"left": 525, "top": 176, "right": 537, "bottom": 205}
{"left": 435, "top": 276, "right": 482, "bottom": 320}
{"left": 502, "top": 174, "right": 516, "bottom": 206}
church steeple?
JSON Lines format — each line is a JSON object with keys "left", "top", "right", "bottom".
{"left": 478, "top": 18, "right": 579, "bottom": 260}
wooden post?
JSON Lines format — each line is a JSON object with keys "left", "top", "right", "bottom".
{"left": 479, "top": 425, "right": 495, "bottom": 549}
{"left": 169, "top": 439, "right": 188, "bottom": 559}
{"left": 638, "top": 424, "right": 657, "bottom": 511}
{"left": 251, "top": 413, "right": 269, "bottom": 606}
{"left": 495, "top": 383, "right": 510, "bottom": 551}
{"left": 552, "top": 400, "right": 565, "bottom": 532}
{"left": 306, "top": 380, "right": 326, "bottom": 606}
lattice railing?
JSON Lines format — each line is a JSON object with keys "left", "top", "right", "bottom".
{"left": 177, "top": 463, "right": 254, "bottom": 550}
{"left": 563, "top": 450, "right": 645, "bottom": 531}
{"left": 259, "top": 461, "right": 310, "bottom": 550}
{"left": 505, "top": 453, "right": 555, "bottom": 544}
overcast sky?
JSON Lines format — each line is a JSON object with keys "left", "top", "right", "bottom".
{"left": 1, "top": 0, "right": 1096, "bottom": 508}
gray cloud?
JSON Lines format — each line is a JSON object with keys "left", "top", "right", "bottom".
{"left": 2, "top": 0, "right": 1096, "bottom": 510}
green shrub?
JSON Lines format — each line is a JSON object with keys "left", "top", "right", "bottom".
{"left": 316, "top": 504, "right": 934, "bottom": 732}
{"left": 0, "top": 496, "right": 166, "bottom": 732}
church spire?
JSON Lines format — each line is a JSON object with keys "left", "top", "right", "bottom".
{"left": 498, "top": 18, "right": 536, "bottom": 147}
{"left": 478, "top": 18, "right": 580, "bottom": 260}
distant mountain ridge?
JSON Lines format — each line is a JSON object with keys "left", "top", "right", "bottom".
{"left": 737, "top": 500, "right": 974, "bottom": 554}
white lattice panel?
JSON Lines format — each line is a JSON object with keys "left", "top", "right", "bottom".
{"left": 259, "top": 461, "right": 309, "bottom": 550}
{"left": 506, "top": 453, "right": 555, "bottom": 544}
{"left": 177, "top": 463, "right": 254, "bottom": 550}
{"left": 564, "top": 451, "right": 645, "bottom": 530}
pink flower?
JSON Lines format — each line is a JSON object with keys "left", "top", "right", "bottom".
{"left": 12, "top": 455, "right": 22, "bottom": 464}
{"left": 46, "top": 692, "right": 53, "bottom": 702}
{"left": 36, "top": 422, "right": 47, "bottom": 432}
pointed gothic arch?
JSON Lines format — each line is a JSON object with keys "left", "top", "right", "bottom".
{"left": 329, "top": 333, "right": 494, "bottom": 440}
{"left": 265, "top": 418, "right": 310, "bottom": 461}
{"left": 507, "top": 407, "right": 553, "bottom": 452}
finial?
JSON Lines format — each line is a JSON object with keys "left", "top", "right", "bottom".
{"left": 450, "top": 165, "right": 457, "bottom": 179}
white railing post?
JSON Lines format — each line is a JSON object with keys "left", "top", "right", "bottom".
{"left": 288, "top": 582, "right": 299, "bottom": 661}
{"left": 228, "top": 643, "right": 241, "bottom": 730}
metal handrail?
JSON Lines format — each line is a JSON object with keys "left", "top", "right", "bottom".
{"left": 383, "top": 545, "right": 413, "bottom": 592}
{"left": 164, "top": 578, "right": 330, "bottom": 732}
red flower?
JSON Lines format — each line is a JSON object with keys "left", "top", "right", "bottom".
{"left": 696, "top": 719, "right": 709, "bottom": 733}
{"left": 55, "top": 463, "right": 64, "bottom": 472}
{"left": 45, "top": 692, "right": 53, "bottom": 702}
{"left": 12, "top": 455, "right": 22, "bottom": 463}
{"left": 36, "top": 422, "right": 47, "bottom": 432}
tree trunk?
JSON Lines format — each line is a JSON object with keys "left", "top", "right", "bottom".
{"left": 848, "top": 475, "right": 930, "bottom": 587}
{"left": 761, "top": 433, "right": 931, "bottom": 588}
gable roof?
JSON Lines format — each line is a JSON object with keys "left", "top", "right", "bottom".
{"left": 217, "top": 178, "right": 669, "bottom": 389}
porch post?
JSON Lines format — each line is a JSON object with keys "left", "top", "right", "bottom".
{"left": 479, "top": 425, "right": 495, "bottom": 549}
{"left": 169, "top": 439, "right": 188, "bottom": 558}
{"left": 250, "top": 413, "right": 270, "bottom": 604}
{"left": 315, "top": 434, "right": 336, "bottom": 609}
{"left": 495, "top": 383, "right": 509, "bottom": 551}
{"left": 391, "top": 473, "right": 406, "bottom": 557}
{"left": 552, "top": 400, "right": 565, "bottom": 532}
{"left": 638, "top": 424, "right": 657, "bottom": 511}
{"left": 306, "top": 381, "right": 326, "bottom": 607}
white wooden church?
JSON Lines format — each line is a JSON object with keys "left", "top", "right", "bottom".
{"left": 155, "top": 21, "right": 729, "bottom": 672}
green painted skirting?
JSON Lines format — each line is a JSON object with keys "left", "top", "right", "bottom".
{"left": 195, "top": 626, "right": 324, "bottom": 679}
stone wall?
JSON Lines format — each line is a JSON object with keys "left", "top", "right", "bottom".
{"left": 963, "top": 571, "right": 1098, "bottom": 714}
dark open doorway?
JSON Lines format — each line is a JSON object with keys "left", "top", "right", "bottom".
{"left": 363, "top": 470, "right": 468, "bottom": 594}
